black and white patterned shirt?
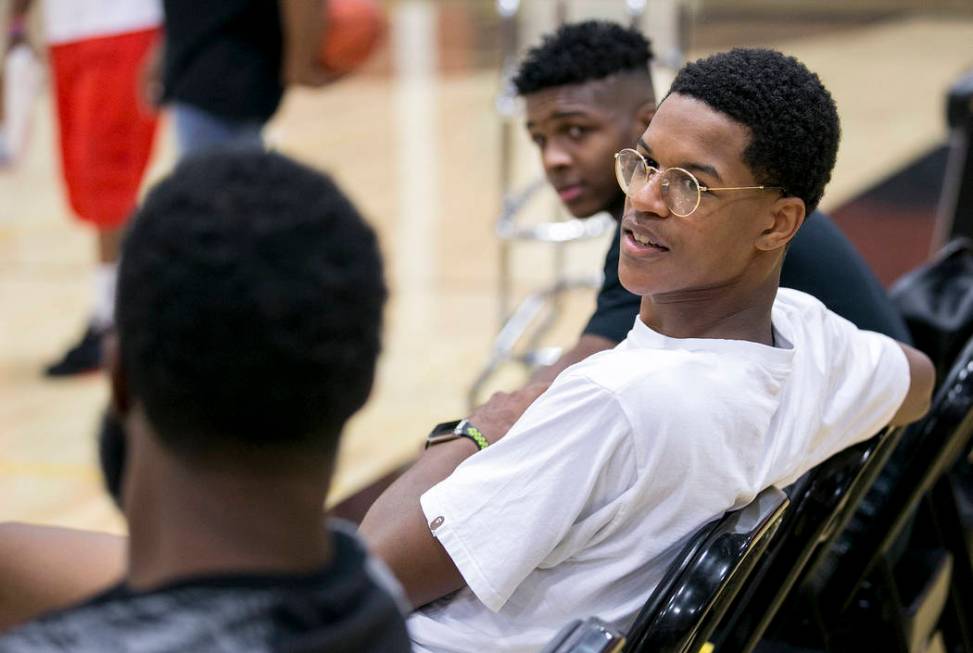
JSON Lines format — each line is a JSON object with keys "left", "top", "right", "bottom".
{"left": 0, "top": 526, "right": 410, "bottom": 653}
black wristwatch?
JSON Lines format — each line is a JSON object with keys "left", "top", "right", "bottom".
{"left": 425, "top": 419, "right": 490, "bottom": 451}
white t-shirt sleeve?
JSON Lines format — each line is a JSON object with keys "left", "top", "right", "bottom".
{"left": 419, "top": 374, "right": 637, "bottom": 613}
{"left": 804, "top": 310, "right": 911, "bottom": 466}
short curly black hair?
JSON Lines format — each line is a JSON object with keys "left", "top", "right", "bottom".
{"left": 513, "top": 20, "right": 653, "bottom": 96}
{"left": 117, "top": 150, "right": 386, "bottom": 456}
{"left": 667, "top": 48, "right": 840, "bottom": 213}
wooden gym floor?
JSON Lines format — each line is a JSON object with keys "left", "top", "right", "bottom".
{"left": 1, "top": 2, "right": 972, "bottom": 535}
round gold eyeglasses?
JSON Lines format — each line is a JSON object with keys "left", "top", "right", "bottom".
{"left": 613, "top": 148, "right": 783, "bottom": 217}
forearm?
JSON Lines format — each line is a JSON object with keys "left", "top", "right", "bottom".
{"left": 279, "top": 0, "right": 328, "bottom": 85}
{"left": 359, "top": 439, "right": 477, "bottom": 608}
{"left": 0, "top": 523, "right": 125, "bottom": 631}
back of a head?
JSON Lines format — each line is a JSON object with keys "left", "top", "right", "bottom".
{"left": 668, "top": 48, "right": 840, "bottom": 214}
{"left": 117, "top": 150, "right": 386, "bottom": 457}
{"left": 512, "top": 20, "right": 654, "bottom": 96}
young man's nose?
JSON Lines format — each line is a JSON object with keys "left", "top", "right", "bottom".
{"left": 541, "top": 142, "right": 572, "bottom": 171}
{"left": 630, "top": 174, "right": 670, "bottom": 218}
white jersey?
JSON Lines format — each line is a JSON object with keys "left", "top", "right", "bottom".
{"left": 42, "top": 0, "right": 162, "bottom": 45}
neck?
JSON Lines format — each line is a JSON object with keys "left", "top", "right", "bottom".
{"left": 639, "top": 262, "right": 781, "bottom": 345}
{"left": 123, "top": 412, "right": 333, "bottom": 590}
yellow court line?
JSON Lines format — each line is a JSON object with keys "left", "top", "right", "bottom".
{"left": 0, "top": 461, "right": 100, "bottom": 481}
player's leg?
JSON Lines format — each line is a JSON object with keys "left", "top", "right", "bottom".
{"left": 44, "top": 30, "right": 160, "bottom": 377}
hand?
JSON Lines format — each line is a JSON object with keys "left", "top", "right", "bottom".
{"left": 6, "top": 2, "right": 35, "bottom": 56}
{"left": 284, "top": 61, "right": 342, "bottom": 88}
{"left": 280, "top": 0, "right": 338, "bottom": 88}
{"left": 468, "top": 382, "right": 550, "bottom": 445}
{"left": 5, "top": 32, "right": 27, "bottom": 53}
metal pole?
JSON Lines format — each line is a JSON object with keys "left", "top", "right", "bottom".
{"left": 626, "top": 0, "right": 647, "bottom": 28}
{"left": 496, "top": 0, "right": 520, "bottom": 326}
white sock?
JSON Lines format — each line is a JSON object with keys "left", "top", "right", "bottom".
{"left": 91, "top": 263, "right": 117, "bottom": 331}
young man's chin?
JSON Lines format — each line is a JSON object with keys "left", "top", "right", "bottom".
{"left": 618, "top": 269, "right": 655, "bottom": 298}
{"left": 560, "top": 191, "right": 611, "bottom": 219}
{"left": 618, "top": 254, "right": 674, "bottom": 298}
{"left": 563, "top": 202, "right": 600, "bottom": 219}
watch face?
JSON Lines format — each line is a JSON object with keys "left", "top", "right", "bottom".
{"left": 425, "top": 420, "right": 462, "bottom": 449}
{"left": 429, "top": 420, "right": 462, "bottom": 437}
{"left": 426, "top": 432, "right": 461, "bottom": 446}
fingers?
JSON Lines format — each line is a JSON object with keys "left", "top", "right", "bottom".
{"left": 468, "top": 382, "right": 551, "bottom": 445}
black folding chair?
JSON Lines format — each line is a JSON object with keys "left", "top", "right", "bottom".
{"left": 622, "top": 486, "right": 789, "bottom": 653}
{"left": 708, "top": 426, "right": 905, "bottom": 653}
{"left": 541, "top": 487, "right": 788, "bottom": 653}
{"left": 781, "top": 335, "right": 973, "bottom": 653}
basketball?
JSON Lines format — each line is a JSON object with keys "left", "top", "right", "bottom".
{"left": 319, "top": 0, "right": 386, "bottom": 75}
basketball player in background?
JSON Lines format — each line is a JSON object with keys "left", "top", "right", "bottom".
{"left": 146, "top": 0, "right": 338, "bottom": 157}
{"left": 5, "top": 0, "right": 162, "bottom": 376}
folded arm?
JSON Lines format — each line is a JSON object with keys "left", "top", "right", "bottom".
{"left": 0, "top": 523, "right": 125, "bottom": 631}
{"left": 889, "top": 342, "right": 935, "bottom": 427}
{"left": 358, "top": 439, "right": 476, "bottom": 609}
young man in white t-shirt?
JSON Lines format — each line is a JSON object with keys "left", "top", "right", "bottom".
{"left": 359, "top": 48, "right": 935, "bottom": 652}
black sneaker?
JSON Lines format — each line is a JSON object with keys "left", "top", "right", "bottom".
{"left": 44, "top": 325, "right": 106, "bottom": 377}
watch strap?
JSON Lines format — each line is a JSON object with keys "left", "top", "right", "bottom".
{"left": 424, "top": 418, "right": 489, "bottom": 451}
{"left": 454, "top": 419, "right": 489, "bottom": 451}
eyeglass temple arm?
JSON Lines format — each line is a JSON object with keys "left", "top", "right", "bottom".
{"left": 699, "top": 185, "right": 783, "bottom": 192}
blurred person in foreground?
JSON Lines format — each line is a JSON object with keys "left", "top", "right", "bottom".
{"left": 360, "top": 47, "right": 934, "bottom": 652}
{"left": 0, "top": 150, "right": 411, "bottom": 652}
{"left": 4, "top": 0, "right": 162, "bottom": 376}
{"left": 465, "top": 21, "right": 911, "bottom": 441}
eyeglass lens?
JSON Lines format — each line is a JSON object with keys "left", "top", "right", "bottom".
{"left": 614, "top": 150, "right": 701, "bottom": 217}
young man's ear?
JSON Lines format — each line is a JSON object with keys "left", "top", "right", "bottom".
{"left": 756, "top": 196, "right": 806, "bottom": 252}
{"left": 104, "top": 333, "right": 131, "bottom": 417}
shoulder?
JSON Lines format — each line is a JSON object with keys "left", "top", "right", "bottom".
{"left": 560, "top": 345, "right": 755, "bottom": 421}
{"left": 774, "top": 287, "right": 834, "bottom": 336}
{"left": 775, "top": 286, "right": 828, "bottom": 313}
{"left": 562, "top": 345, "right": 705, "bottom": 396}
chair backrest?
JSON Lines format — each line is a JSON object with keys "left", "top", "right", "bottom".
{"left": 891, "top": 237, "right": 973, "bottom": 385}
{"left": 709, "top": 425, "right": 904, "bottom": 653}
{"left": 623, "top": 486, "right": 789, "bottom": 653}
{"left": 803, "top": 333, "right": 973, "bottom": 618}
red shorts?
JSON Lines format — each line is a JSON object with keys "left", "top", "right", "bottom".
{"left": 50, "top": 28, "right": 160, "bottom": 229}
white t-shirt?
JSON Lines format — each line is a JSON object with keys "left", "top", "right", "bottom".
{"left": 42, "top": 0, "right": 162, "bottom": 45}
{"left": 409, "top": 289, "right": 911, "bottom": 653}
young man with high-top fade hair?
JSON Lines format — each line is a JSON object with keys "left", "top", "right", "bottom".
{"left": 464, "top": 21, "right": 911, "bottom": 443}
{"left": 360, "top": 47, "right": 934, "bottom": 652}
